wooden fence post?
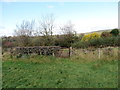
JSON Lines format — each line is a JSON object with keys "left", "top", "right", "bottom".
{"left": 70, "top": 47, "right": 72, "bottom": 56}
{"left": 52, "top": 52, "right": 55, "bottom": 56}
{"left": 69, "top": 47, "right": 70, "bottom": 57}
{"left": 98, "top": 48, "right": 101, "bottom": 59}
{"left": 69, "top": 47, "right": 72, "bottom": 57}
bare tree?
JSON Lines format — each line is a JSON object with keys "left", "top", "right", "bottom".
{"left": 37, "top": 14, "right": 55, "bottom": 36}
{"left": 34, "top": 14, "right": 55, "bottom": 46}
{"left": 15, "top": 20, "right": 35, "bottom": 36}
{"left": 14, "top": 20, "right": 35, "bottom": 46}
{"left": 60, "top": 21, "right": 76, "bottom": 35}
{"left": 60, "top": 21, "right": 77, "bottom": 57}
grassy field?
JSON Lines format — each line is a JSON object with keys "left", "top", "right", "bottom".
{"left": 2, "top": 54, "right": 118, "bottom": 88}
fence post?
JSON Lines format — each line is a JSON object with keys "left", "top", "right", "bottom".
{"left": 69, "top": 47, "right": 70, "bottom": 57}
{"left": 69, "top": 47, "right": 72, "bottom": 57}
{"left": 70, "top": 47, "right": 72, "bottom": 56}
{"left": 52, "top": 52, "right": 55, "bottom": 56}
{"left": 98, "top": 48, "right": 101, "bottom": 59}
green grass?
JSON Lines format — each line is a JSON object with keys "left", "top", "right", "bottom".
{"left": 2, "top": 55, "right": 118, "bottom": 88}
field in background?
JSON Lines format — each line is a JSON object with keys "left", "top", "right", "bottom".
{"left": 2, "top": 47, "right": 118, "bottom": 88}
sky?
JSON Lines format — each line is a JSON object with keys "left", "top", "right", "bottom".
{"left": 0, "top": 1, "right": 119, "bottom": 36}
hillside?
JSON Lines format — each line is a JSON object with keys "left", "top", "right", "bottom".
{"left": 78, "top": 28, "right": 120, "bottom": 35}
{"left": 83, "top": 29, "right": 112, "bottom": 35}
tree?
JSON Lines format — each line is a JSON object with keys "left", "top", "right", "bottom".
{"left": 36, "top": 14, "right": 55, "bottom": 36}
{"left": 15, "top": 20, "right": 35, "bottom": 36}
{"left": 14, "top": 20, "right": 35, "bottom": 46}
{"left": 60, "top": 21, "right": 76, "bottom": 35}
{"left": 58, "top": 21, "right": 77, "bottom": 57}
{"left": 110, "top": 29, "right": 119, "bottom": 36}
{"left": 59, "top": 21, "right": 77, "bottom": 47}
{"left": 36, "top": 14, "right": 55, "bottom": 46}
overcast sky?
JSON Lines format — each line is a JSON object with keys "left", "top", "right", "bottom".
{"left": 0, "top": 0, "right": 119, "bottom": 36}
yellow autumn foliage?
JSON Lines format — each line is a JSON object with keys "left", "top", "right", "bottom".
{"left": 82, "top": 32, "right": 100, "bottom": 41}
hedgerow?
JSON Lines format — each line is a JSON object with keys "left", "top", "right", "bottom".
{"left": 72, "top": 36, "right": 120, "bottom": 48}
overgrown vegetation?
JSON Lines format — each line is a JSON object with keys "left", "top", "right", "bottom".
{"left": 2, "top": 28, "right": 120, "bottom": 51}
{"left": 72, "top": 29, "right": 120, "bottom": 49}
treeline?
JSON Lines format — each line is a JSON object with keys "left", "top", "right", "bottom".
{"left": 2, "top": 14, "right": 120, "bottom": 49}
{"left": 2, "top": 28, "right": 120, "bottom": 49}
{"left": 2, "top": 33, "right": 78, "bottom": 48}
{"left": 2, "top": 14, "right": 78, "bottom": 49}
{"left": 72, "top": 29, "right": 120, "bottom": 48}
